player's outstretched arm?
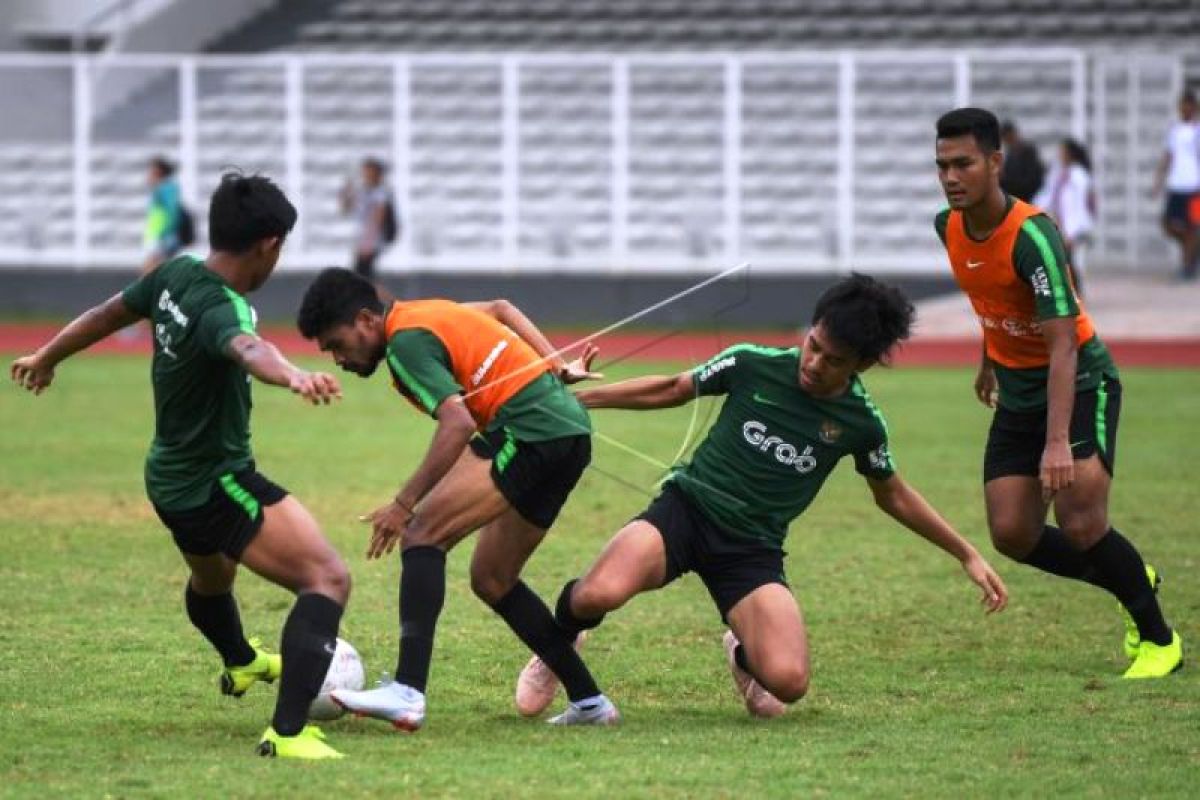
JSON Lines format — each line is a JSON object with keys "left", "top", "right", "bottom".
{"left": 10, "top": 293, "right": 141, "bottom": 395}
{"left": 866, "top": 473, "right": 1008, "bottom": 613}
{"left": 224, "top": 333, "right": 342, "bottom": 405}
{"left": 575, "top": 371, "right": 695, "bottom": 411}
{"left": 362, "top": 395, "right": 476, "bottom": 559}
{"left": 467, "top": 298, "right": 601, "bottom": 384}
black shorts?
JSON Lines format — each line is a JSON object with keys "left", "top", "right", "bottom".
{"left": 152, "top": 466, "right": 288, "bottom": 559}
{"left": 983, "top": 376, "right": 1121, "bottom": 483}
{"left": 1163, "top": 191, "right": 1198, "bottom": 229}
{"left": 636, "top": 482, "right": 788, "bottom": 622}
{"left": 469, "top": 428, "right": 590, "bottom": 529}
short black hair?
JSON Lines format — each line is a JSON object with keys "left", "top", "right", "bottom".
{"left": 937, "top": 107, "right": 1002, "bottom": 154}
{"left": 810, "top": 273, "right": 915, "bottom": 365}
{"left": 1184, "top": 88, "right": 1197, "bottom": 104}
{"left": 208, "top": 171, "right": 297, "bottom": 253}
{"left": 150, "top": 156, "right": 175, "bottom": 177}
{"left": 296, "top": 267, "right": 385, "bottom": 339}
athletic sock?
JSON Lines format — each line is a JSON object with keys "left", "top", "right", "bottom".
{"left": 553, "top": 578, "right": 605, "bottom": 638}
{"left": 1083, "top": 529, "right": 1172, "bottom": 646}
{"left": 395, "top": 546, "right": 447, "bottom": 693}
{"left": 1020, "top": 525, "right": 1099, "bottom": 583}
{"left": 272, "top": 592, "right": 344, "bottom": 737}
{"left": 493, "top": 581, "right": 601, "bottom": 703}
{"left": 184, "top": 583, "right": 256, "bottom": 668}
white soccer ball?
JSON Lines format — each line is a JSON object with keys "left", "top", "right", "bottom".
{"left": 308, "top": 637, "right": 365, "bottom": 721}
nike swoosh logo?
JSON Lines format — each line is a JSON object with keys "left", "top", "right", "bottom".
{"left": 752, "top": 393, "right": 786, "bottom": 408}
{"left": 1069, "top": 440, "right": 1088, "bottom": 449}
{"left": 967, "top": 260, "right": 985, "bottom": 269}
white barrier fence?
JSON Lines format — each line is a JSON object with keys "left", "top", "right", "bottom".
{"left": 0, "top": 50, "right": 1184, "bottom": 273}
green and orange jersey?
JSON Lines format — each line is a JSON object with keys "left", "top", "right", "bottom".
{"left": 935, "top": 196, "right": 1118, "bottom": 411}
{"left": 382, "top": 299, "right": 591, "bottom": 441}
{"left": 120, "top": 255, "right": 259, "bottom": 510}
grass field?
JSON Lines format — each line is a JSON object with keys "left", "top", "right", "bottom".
{"left": 2, "top": 356, "right": 1198, "bottom": 798}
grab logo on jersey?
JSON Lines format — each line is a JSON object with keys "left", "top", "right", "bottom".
{"left": 742, "top": 421, "right": 818, "bottom": 474}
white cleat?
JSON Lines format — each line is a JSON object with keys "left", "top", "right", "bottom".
{"left": 515, "top": 631, "right": 588, "bottom": 717}
{"left": 547, "top": 694, "right": 620, "bottom": 726}
{"left": 331, "top": 680, "right": 426, "bottom": 732}
{"left": 723, "top": 630, "right": 786, "bottom": 719}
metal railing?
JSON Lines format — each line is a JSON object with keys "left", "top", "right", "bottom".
{"left": 0, "top": 49, "right": 1185, "bottom": 273}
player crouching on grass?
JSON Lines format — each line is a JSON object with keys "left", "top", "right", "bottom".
{"left": 296, "top": 268, "right": 617, "bottom": 730}
{"left": 516, "top": 274, "right": 1009, "bottom": 719}
{"left": 11, "top": 173, "right": 351, "bottom": 760}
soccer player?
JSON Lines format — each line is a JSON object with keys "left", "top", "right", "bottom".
{"left": 933, "top": 107, "right": 1182, "bottom": 678}
{"left": 295, "top": 268, "right": 617, "bottom": 729}
{"left": 10, "top": 173, "right": 352, "bottom": 759}
{"left": 515, "top": 275, "right": 1009, "bottom": 719}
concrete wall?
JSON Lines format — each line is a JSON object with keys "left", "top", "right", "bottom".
{"left": 0, "top": 269, "right": 957, "bottom": 329}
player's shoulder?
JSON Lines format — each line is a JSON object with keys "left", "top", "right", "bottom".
{"left": 847, "top": 375, "right": 890, "bottom": 430}
{"left": 1014, "top": 211, "right": 1067, "bottom": 253}
{"left": 698, "top": 341, "right": 796, "bottom": 375}
{"left": 933, "top": 207, "right": 952, "bottom": 245}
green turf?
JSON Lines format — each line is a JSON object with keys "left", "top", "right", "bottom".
{"left": 2, "top": 357, "right": 1197, "bottom": 798}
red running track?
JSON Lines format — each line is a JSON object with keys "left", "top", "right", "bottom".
{"left": 0, "top": 324, "right": 1197, "bottom": 367}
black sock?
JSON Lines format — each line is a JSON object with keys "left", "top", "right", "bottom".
{"left": 733, "top": 643, "right": 753, "bottom": 675}
{"left": 395, "top": 546, "right": 446, "bottom": 693}
{"left": 1020, "top": 525, "right": 1099, "bottom": 583}
{"left": 493, "top": 581, "right": 601, "bottom": 703}
{"left": 1083, "top": 529, "right": 1172, "bottom": 646}
{"left": 553, "top": 579, "right": 605, "bottom": 638}
{"left": 272, "top": 592, "right": 343, "bottom": 737}
{"left": 185, "top": 584, "right": 256, "bottom": 668}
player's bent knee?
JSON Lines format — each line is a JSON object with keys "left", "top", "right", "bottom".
{"left": 1058, "top": 514, "right": 1107, "bottom": 549}
{"left": 307, "top": 554, "right": 351, "bottom": 605}
{"left": 469, "top": 569, "right": 516, "bottom": 606}
{"left": 763, "top": 664, "right": 809, "bottom": 703}
{"left": 988, "top": 520, "right": 1038, "bottom": 560}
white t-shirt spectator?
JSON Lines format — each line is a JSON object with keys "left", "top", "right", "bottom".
{"left": 1164, "top": 121, "right": 1200, "bottom": 192}
{"left": 1036, "top": 163, "right": 1095, "bottom": 243}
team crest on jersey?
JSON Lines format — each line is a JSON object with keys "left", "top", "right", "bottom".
{"left": 818, "top": 419, "right": 842, "bottom": 444}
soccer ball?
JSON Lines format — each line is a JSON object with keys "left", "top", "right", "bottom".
{"left": 308, "top": 637, "right": 365, "bottom": 721}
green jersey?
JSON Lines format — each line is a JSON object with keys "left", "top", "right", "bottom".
{"left": 121, "top": 255, "right": 259, "bottom": 510}
{"left": 669, "top": 344, "right": 896, "bottom": 550}
{"left": 385, "top": 329, "right": 591, "bottom": 441}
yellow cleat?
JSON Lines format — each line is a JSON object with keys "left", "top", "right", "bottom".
{"left": 1120, "top": 565, "right": 1161, "bottom": 660}
{"left": 256, "top": 725, "right": 344, "bottom": 760}
{"left": 1123, "top": 631, "right": 1184, "bottom": 680}
{"left": 220, "top": 637, "right": 282, "bottom": 698}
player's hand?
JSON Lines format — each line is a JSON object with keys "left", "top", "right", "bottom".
{"left": 1039, "top": 439, "right": 1074, "bottom": 501}
{"left": 559, "top": 344, "right": 603, "bottom": 385}
{"left": 288, "top": 370, "right": 342, "bottom": 405}
{"left": 962, "top": 552, "right": 1008, "bottom": 614}
{"left": 10, "top": 353, "right": 55, "bottom": 395}
{"left": 973, "top": 365, "right": 997, "bottom": 408}
{"left": 361, "top": 500, "right": 414, "bottom": 560}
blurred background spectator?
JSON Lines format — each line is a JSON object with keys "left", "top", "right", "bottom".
{"left": 1000, "top": 120, "right": 1046, "bottom": 203}
{"left": 1036, "top": 137, "right": 1095, "bottom": 294}
{"left": 1152, "top": 88, "right": 1200, "bottom": 282}
{"left": 339, "top": 157, "right": 398, "bottom": 281}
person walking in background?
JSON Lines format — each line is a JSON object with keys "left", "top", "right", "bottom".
{"left": 1152, "top": 89, "right": 1200, "bottom": 282}
{"left": 1000, "top": 120, "right": 1046, "bottom": 203}
{"left": 339, "top": 157, "right": 398, "bottom": 281}
{"left": 142, "top": 156, "right": 192, "bottom": 274}
{"left": 1036, "top": 138, "right": 1095, "bottom": 295}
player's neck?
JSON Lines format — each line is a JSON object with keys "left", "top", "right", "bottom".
{"left": 961, "top": 188, "right": 1009, "bottom": 241}
{"left": 205, "top": 253, "right": 255, "bottom": 294}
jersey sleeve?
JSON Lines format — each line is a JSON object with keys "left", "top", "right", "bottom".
{"left": 387, "top": 329, "right": 464, "bottom": 417}
{"left": 120, "top": 268, "right": 159, "bottom": 318}
{"left": 852, "top": 418, "right": 896, "bottom": 480}
{"left": 1013, "top": 214, "right": 1079, "bottom": 320}
{"left": 933, "top": 208, "right": 950, "bottom": 246}
{"left": 690, "top": 344, "right": 749, "bottom": 396}
{"left": 197, "top": 289, "right": 258, "bottom": 358}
